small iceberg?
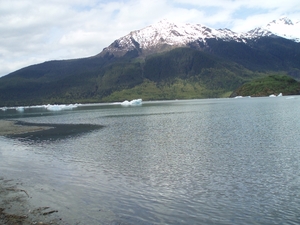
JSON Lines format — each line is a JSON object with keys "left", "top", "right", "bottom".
{"left": 44, "top": 104, "right": 79, "bottom": 111}
{"left": 121, "top": 99, "right": 142, "bottom": 106}
{"left": 234, "top": 96, "right": 251, "bottom": 99}
{"left": 16, "top": 107, "right": 25, "bottom": 112}
{"left": 269, "top": 93, "right": 283, "bottom": 97}
{"left": 130, "top": 99, "right": 142, "bottom": 105}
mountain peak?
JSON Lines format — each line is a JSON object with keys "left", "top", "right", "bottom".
{"left": 279, "top": 16, "right": 294, "bottom": 25}
{"left": 98, "top": 17, "right": 299, "bottom": 58}
{"left": 99, "top": 20, "right": 241, "bottom": 57}
{"left": 267, "top": 16, "right": 294, "bottom": 26}
{"left": 265, "top": 17, "right": 300, "bottom": 42}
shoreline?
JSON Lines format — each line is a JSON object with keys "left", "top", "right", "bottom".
{"left": 0, "top": 121, "right": 61, "bottom": 224}
{"left": 0, "top": 177, "right": 61, "bottom": 225}
{"left": 0, "top": 120, "right": 53, "bottom": 136}
{"left": 0, "top": 120, "right": 104, "bottom": 224}
{"left": 0, "top": 120, "right": 104, "bottom": 138}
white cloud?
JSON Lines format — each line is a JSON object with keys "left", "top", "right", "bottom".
{"left": 0, "top": 0, "right": 299, "bottom": 77}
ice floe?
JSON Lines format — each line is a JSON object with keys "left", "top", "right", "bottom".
{"left": 234, "top": 96, "right": 251, "bottom": 99}
{"left": 44, "top": 104, "right": 80, "bottom": 111}
{"left": 269, "top": 93, "right": 283, "bottom": 97}
{"left": 121, "top": 99, "right": 142, "bottom": 106}
{"left": 16, "top": 107, "right": 25, "bottom": 112}
{"left": 0, "top": 103, "right": 81, "bottom": 112}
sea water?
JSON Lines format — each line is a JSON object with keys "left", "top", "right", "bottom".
{"left": 1, "top": 97, "right": 300, "bottom": 224}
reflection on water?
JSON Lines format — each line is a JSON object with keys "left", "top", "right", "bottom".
{"left": 1, "top": 98, "right": 300, "bottom": 224}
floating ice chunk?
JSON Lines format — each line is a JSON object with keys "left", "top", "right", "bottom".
{"left": 45, "top": 104, "right": 78, "bottom": 111}
{"left": 1, "top": 107, "right": 7, "bottom": 111}
{"left": 269, "top": 93, "right": 282, "bottom": 97}
{"left": 16, "top": 107, "right": 25, "bottom": 112}
{"left": 121, "top": 99, "right": 142, "bottom": 106}
{"left": 29, "top": 105, "right": 45, "bottom": 109}
{"left": 46, "top": 105, "right": 62, "bottom": 111}
{"left": 234, "top": 96, "right": 243, "bottom": 98}
{"left": 121, "top": 100, "right": 130, "bottom": 106}
{"left": 63, "top": 104, "right": 79, "bottom": 110}
{"left": 130, "top": 99, "right": 142, "bottom": 105}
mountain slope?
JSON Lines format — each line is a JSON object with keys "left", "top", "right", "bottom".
{"left": 0, "top": 18, "right": 300, "bottom": 106}
{"left": 205, "top": 37, "right": 300, "bottom": 72}
{"left": 0, "top": 47, "right": 254, "bottom": 106}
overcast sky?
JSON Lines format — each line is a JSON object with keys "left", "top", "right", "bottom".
{"left": 0, "top": 0, "right": 299, "bottom": 77}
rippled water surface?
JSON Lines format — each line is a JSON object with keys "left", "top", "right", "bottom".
{"left": 1, "top": 97, "right": 300, "bottom": 224}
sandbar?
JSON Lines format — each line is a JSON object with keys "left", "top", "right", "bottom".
{"left": 0, "top": 120, "right": 52, "bottom": 136}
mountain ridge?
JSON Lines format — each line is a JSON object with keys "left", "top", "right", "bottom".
{"left": 0, "top": 17, "right": 300, "bottom": 106}
{"left": 98, "top": 17, "right": 300, "bottom": 58}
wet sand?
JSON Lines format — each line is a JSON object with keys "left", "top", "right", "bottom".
{"left": 0, "top": 178, "right": 62, "bottom": 225}
{"left": 0, "top": 120, "right": 52, "bottom": 136}
{"left": 0, "top": 121, "right": 61, "bottom": 224}
{"left": 0, "top": 120, "right": 104, "bottom": 224}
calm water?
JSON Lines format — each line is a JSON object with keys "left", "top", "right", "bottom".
{"left": 1, "top": 97, "right": 300, "bottom": 224}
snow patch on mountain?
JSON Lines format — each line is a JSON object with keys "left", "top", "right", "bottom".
{"left": 128, "top": 20, "right": 241, "bottom": 48}
{"left": 100, "top": 19, "right": 242, "bottom": 57}
{"left": 241, "top": 27, "right": 274, "bottom": 40}
{"left": 99, "top": 17, "right": 299, "bottom": 57}
{"left": 265, "top": 17, "right": 300, "bottom": 42}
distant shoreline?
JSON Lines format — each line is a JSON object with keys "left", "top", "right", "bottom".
{"left": 0, "top": 120, "right": 52, "bottom": 136}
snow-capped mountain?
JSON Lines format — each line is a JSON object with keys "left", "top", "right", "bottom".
{"left": 2, "top": 18, "right": 300, "bottom": 106}
{"left": 99, "top": 20, "right": 242, "bottom": 57}
{"left": 265, "top": 17, "right": 300, "bottom": 42}
{"left": 99, "top": 17, "right": 299, "bottom": 57}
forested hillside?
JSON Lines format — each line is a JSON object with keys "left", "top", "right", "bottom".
{"left": 0, "top": 36, "right": 300, "bottom": 106}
